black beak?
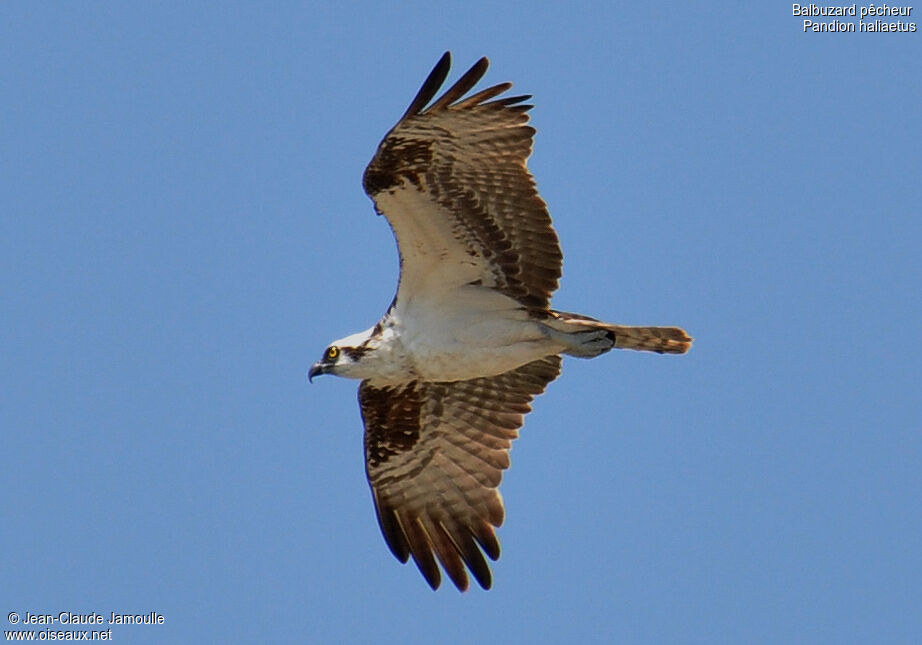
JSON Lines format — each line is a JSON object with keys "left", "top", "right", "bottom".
{"left": 308, "top": 362, "right": 326, "bottom": 383}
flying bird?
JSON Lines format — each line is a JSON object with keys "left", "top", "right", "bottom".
{"left": 309, "top": 52, "right": 692, "bottom": 591}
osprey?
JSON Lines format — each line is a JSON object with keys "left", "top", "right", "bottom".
{"left": 310, "top": 52, "right": 692, "bottom": 591}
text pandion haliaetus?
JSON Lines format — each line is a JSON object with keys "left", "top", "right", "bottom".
{"left": 309, "top": 52, "right": 692, "bottom": 591}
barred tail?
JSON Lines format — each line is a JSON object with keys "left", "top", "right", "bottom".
{"left": 605, "top": 324, "right": 692, "bottom": 354}
{"left": 546, "top": 310, "right": 693, "bottom": 356}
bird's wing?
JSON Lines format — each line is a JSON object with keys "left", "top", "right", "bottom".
{"left": 363, "top": 52, "right": 562, "bottom": 310}
{"left": 360, "top": 355, "right": 561, "bottom": 591}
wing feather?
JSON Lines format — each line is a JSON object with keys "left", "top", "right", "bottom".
{"left": 427, "top": 56, "right": 489, "bottom": 111}
{"left": 402, "top": 513, "right": 442, "bottom": 589}
{"left": 399, "top": 51, "right": 451, "bottom": 120}
{"left": 471, "top": 520, "right": 501, "bottom": 560}
{"left": 363, "top": 52, "right": 563, "bottom": 310}
{"left": 441, "top": 519, "right": 492, "bottom": 590}
{"left": 360, "top": 356, "right": 561, "bottom": 591}
{"left": 452, "top": 83, "right": 515, "bottom": 108}
{"left": 371, "top": 488, "right": 410, "bottom": 562}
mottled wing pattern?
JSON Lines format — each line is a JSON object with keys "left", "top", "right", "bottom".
{"left": 359, "top": 356, "right": 562, "bottom": 591}
{"left": 363, "top": 52, "right": 563, "bottom": 309}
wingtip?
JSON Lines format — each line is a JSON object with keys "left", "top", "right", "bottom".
{"left": 471, "top": 56, "right": 490, "bottom": 80}
{"left": 436, "top": 50, "right": 451, "bottom": 70}
{"left": 421, "top": 565, "right": 442, "bottom": 591}
{"left": 400, "top": 51, "right": 453, "bottom": 120}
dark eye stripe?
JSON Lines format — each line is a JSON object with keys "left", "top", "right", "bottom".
{"left": 343, "top": 346, "right": 368, "bottom": 361}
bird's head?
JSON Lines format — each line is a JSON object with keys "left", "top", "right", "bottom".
{"left": 308, "top": 328, "right": 374, "bottom": 382}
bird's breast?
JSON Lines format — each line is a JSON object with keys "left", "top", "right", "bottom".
{"left": 395, "top": 290, "right": 554, "bottom": 382}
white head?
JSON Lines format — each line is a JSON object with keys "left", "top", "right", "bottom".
{"left": 308, "top": 327, "right": 376, "bottom": 382}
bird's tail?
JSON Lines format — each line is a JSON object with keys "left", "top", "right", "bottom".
{"left": 545, "top": 310, "right": 692, "bottom": 357}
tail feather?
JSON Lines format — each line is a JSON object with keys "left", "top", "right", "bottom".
{"left": 606, "top": 324, "right": 692, "bottom": 354}
{"left": 547, "top": 310, "right": 693, "bottom": 355}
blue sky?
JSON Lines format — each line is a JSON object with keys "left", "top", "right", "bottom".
{"left": 3, "top": 2, "right": 920, "bottom": 643}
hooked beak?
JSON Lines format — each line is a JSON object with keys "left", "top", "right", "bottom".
{"left": 308, "top": 362, "right": 326, "bottom": 383}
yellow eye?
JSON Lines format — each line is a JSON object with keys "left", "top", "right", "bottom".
{"left": 325, "top": 345, "right": 340, "bottom": 361}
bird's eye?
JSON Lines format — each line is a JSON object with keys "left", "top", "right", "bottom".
{"left": 325, "top": 345, "right": 340, "bottom": 361}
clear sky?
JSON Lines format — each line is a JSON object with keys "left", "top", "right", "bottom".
{"left": 3, "top": 2, "right": 920, "bottom": 644}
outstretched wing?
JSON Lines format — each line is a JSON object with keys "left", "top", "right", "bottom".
{"left": 359, "top": 356, "right": 561, "bottom": 591}
{"left": 363, "top": 52, "right": 562, "bottom": 310}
